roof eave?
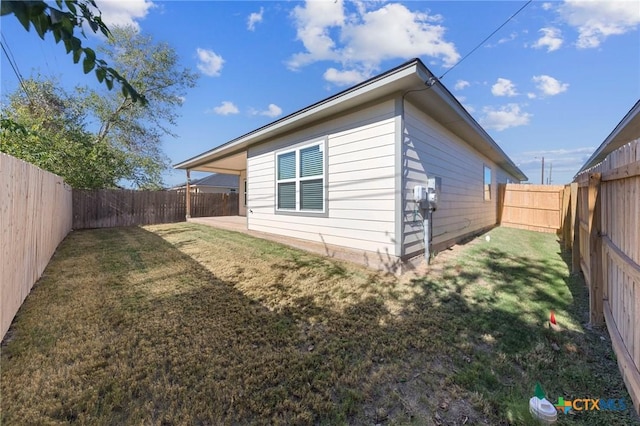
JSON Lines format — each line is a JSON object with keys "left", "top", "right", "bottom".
{"left": 174, "top": 59, "right": 423, "bottom": 170}
{"left": 576, "top": 100, "right": 640, "bottom": 176}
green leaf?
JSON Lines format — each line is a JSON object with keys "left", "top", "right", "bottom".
{"left": 27, "top": 1, "right": 48, "bottom": 17}
{"left": 95, "top": 67, "right": 106, "bottom": 83}
{"left": 12, "top": 3, "right": 32, "bottom": 31}
{"left": 1, "top": 1, "right": 14, "bottom": 16}
{"left": 63, "top": 38, "right": 72, "bottom": 54}
{"left": 84, "top": 47, "right": 96, "bottom": 62}
{"left": 52, "top": 27, "right": 62, "bottom": 43}
{"left": 32, "top": 13, "right": 50, "bottom": 39}
{"left": 83, "top": 55, "right": 95, "bottom": 74}
{"left": 50, "top": 8, "right": 65, "bottom": 24}
{"left": 64, "top": 0, "right": 76, "bottom": 15}
{"left": 73, "top": 47, "right": 81, "bottom": 64}
{"left": 105, "top": 78, "right": 113, "bottom": 91}
{"left": 61, "top": 15, "right": 73, "bottom": 34}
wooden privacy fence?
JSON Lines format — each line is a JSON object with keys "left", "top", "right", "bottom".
{"left": 572, "top": 139, "right": 640, "bottom": 414}
{"left": 73, "top": 190, "right": 238, "bottom": 229}
{"left": 1, "top": 154, "right": 72, "bottom": 340}
{"left": 498, "top": 184, "right": 566, "bottom": 233}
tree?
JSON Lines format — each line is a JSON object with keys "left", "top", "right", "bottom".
{"left": 1, "top": 77, "right": 129, "bottom": 188}
{"left": 1, "top": 0, "right": 146, "bottom": 103}
{"left": 84, "top": 25, "right": 199, "bottom": 188}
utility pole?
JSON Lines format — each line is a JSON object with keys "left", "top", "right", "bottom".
{"left": 541, "top": 156, "right": 545, "bottom": 185}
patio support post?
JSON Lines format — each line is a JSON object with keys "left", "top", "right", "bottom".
{"left": 186, "top": 169, "right": 191, "bottom": 219}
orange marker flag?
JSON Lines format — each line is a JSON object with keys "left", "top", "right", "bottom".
{"left": 550, "top": 310, "right": 557, "bottom": 325}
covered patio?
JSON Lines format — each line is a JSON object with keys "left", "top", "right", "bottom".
{"left": 179, "top": 151, "right": 247, "bottom": 218}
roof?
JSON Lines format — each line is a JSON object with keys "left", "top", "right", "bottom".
{"left": 576, "top": 100, "right": 640, "bottom": 176}
{"left": 173, "top": 173, "right": 239, "bottom": 189}
{"left": 175, "top": 58, "right": 527, "bottom": 181}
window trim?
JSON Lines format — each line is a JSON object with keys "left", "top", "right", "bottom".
{"left": 483, "top": 164, "right": 492, "bottom": 201}
{"left": 275, "top": 138, "right": 328, "bottom": 216}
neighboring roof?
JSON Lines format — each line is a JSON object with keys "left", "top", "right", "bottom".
{"left": 175, "top": 58, "right": 527, "bottom": 181}
{"left": 576, "top": 100, "right": 640, "bottom": 176}
{"left": 172, "top": 173, "right": 239, "bottom": 189}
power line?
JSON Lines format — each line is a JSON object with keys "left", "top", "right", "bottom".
{"left": 0, "top": 34, "right": 34, "bottom": 104}
{"left": 438, "top": 0, "right": 533, "bottom": 81}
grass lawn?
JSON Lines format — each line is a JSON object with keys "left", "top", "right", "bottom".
{"left": 1, "top": 224, "right": 637, "bottom": 425}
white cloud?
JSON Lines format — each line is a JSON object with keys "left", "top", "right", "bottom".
{"left": 288, "top": 0, "right": 345, "bottom": 68}
{"left": 559, "top": 0, "right": 640, "bottom": 48}
{"left": 491, "top": 78, "right": 518, "bottom": 97}
{"left": 454, "top": 79, "right": 470, "bottom": 90}
{"left": 288, "top": 1, "right": 460, "bottom": 85}
{"left": 94, "top": 0, "right": 154, "bottom": 31}
{"left": 532, "top": 27, "right": 563, "bottom": 52}
{"left": 527, "top": 92, "right": 537, "bottom": 99}
{"left": 247, "top": 7, "right": 264, "bottom": 31}
{"left": 323, "top": 68, "right": 369, "bottom": 85}
{"left": 207, "top": 101, "right": 239, "bottom": 116}
{"left": 532, "top": 75, "right": 569, "bottom": 96}
{"left": 252, "top": 104, "right": 283, "bottom": 118}
{"left": 196, "top": 48, "right": 224, "bottom": 77}
{"left": 542, "top": 2, "right": 554, "bottom": 11}
{"left": 455, "top": 96, "right": 476, "bottom": 113}
{"left": 480, "top": 104, "right": 531, "bottom": 131}
{"left": 498, "top": 32, "right": 518, "bottom": 44}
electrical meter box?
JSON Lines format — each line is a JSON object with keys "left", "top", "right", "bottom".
{"left": 413, "top": 185, "right": 427, "bottom": 203}
{"left": 426, "top": 177, "right": 441, "bottom": 211}
{"left": 414, "top": 178, "right": 441, "bottom": 210}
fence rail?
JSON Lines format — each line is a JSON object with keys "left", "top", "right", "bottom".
{"left": 1, "top": 154, "right": 72, "bottom": 340}
{"left": 72, "top": 190, "right": 238, "bottom": 229}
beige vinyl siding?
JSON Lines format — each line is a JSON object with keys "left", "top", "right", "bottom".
{"left": 402, "top": 102, "right": 515, "bottom": 258}
{"left": 247, "top": 100, "right": 398, "bottom": 254}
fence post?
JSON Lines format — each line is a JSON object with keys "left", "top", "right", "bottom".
{"left": 569, "top": 183, "right": 578, "bottom": 251}
{"left": 588, "top": 173, "right": 603, "bottom": 326}
{"left": 572, "top": 186, "right": 581, "bottom": 273}
{"left": 561, "top": 184, "right": 570, "bottom": 248}
{"left": 185, "top": 170, "right": 191, "bottom": 219}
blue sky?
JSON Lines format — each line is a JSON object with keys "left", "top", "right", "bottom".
{"left": 2, "top": 0, "right": 639, "bottom": 186}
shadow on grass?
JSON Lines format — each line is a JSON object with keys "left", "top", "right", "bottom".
{"left": 1, "top": 226, "right": 637, "bottom": 425}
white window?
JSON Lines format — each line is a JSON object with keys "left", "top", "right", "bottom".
{"left": 276, "top": 141, "right": 325, "bottom": 213}
{"left": 484, "top": 165, "right": 492, "bottom": 201}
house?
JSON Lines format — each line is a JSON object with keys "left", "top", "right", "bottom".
{"left": 175, "top": 58, "right": 527, "bottom": 270}
{"left": 171, "top": 173, "right": 239, "bottom": 194}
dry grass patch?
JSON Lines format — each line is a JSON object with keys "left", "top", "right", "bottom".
{"left": 1, "top": 224, "right": 637, "bottom": 425}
